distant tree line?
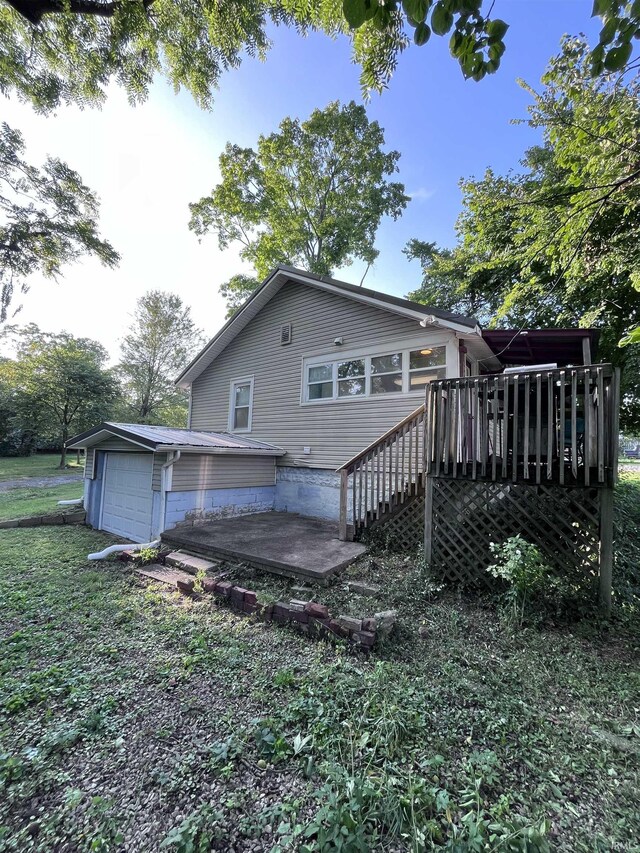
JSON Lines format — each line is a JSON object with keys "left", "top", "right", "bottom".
{"left": 0, "top": 291, "right": 204, "bottom": 467}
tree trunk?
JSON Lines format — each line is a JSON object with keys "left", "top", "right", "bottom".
{"left": 58, "top": 425, "right": 68, "bottom": 469}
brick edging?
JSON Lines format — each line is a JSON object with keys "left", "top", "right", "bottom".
{"left": 0, "top": 511, "right": 86, "bottom": 530}
{"left": 175, "top": 576, "right": 397, "bottom": 650}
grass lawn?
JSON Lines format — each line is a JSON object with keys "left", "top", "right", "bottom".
{"left": 0, "top": 482, "right": 84, "bottom": 521}
{"left": 0, "top": 453, "right": 83, "bottom": 482}
{"left": 0, "top": 521, "right": 638, "bottom": 852}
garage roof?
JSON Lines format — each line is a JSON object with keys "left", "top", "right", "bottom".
{"left": 66, "top": 423, "right": 285, "bottom": 455}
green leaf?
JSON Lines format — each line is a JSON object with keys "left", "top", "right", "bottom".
{"left": 487, "top": 19, "right": 509, "bottom": 39}
{"left": 343, "top": 0, "right": 370, "bottom": 28}
{"left": 591, "top": 0, "right": 614, "bottom": 17}
{"left": 619, "top": 325, "right": 640, "bottom": 346}
{"left": 604, "top": 41, "right": 633, "bottom": 69}
{"left": 431, "top": 1, "right": 454, "bottom": 35}
{"left": 599, "top": 17, "right": 618, "bottom": 44}
{"left": 403, "top": 0, "right": 430, "bottom": 23}
{"left": 414, "top": 21, "right": 432, "bottom": 45}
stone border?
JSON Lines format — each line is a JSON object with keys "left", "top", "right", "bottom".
{"left": 175, "top": 576, "right": 397, "bottom": 650}
{"left": 0, "top": 510, "right": 86, "bottom": 530}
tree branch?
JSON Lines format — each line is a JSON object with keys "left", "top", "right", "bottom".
{"left": 6, "top": 0, "right": 154, "bottom": 26}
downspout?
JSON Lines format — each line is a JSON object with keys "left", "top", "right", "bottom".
{"left": 159, "top": 450, "right": 181, "bottom": 537}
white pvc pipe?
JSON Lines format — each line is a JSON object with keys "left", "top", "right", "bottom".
{"left": 58, "top": 498, "right": 83, "bottom": 506}
{"left": 88, "top": 539, "right": 160, "bottom": 561}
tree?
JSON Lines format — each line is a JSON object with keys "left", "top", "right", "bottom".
{"left": 117, "top": 290, "right": 205, "bottom": 425}
{"left": 189, "top": 100, "right": 409, "bottom": 313}
{"left": 6, "top": 324, "right": 120, "bottom": 467}
{"left": 405, "top": 38, "right": 640, "bottom": 429}
{"left": 0, "top": 0, "right": 636, "bottom": 113}
{"left": 0, "top": 122, "right": 118, "bottom": 323}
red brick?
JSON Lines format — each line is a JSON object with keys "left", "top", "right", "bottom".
{"left": 177, "top": 578, "right": 195, "bottom": 595}
{"left": 244, "top": 590, "right": 258, "bottom": 606}
{"left": 290, "top": 609, "right": 309, "bottom": 624}
{"left": 272, "top": 602, "right": 290, "bottom": 624}
{"left": 214, "top": 581, "right": 232, "bottom": 597}
{"left": 202, "top": 578, "right": 217, "bottom": 594}
{"left": 304, "top": 602, "right": 329, "bottom": 619}
{"left": 352, "top": 630, "right": 376, "bottom": 648}
{"left": 326, "top": 619, "right": 348, "bottom": 639}
{"left": 229, "top": 586, "right": 247, "bottom": 607}
{"left": 243, "top": 600, "right": 259, "bottom": 615}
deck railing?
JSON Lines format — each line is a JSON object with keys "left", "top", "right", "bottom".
{"left": 338, "top": 405, "right": 426, "bottom": 540}
{"left": 424, "top": 364, "right": 619, "bottom": 487}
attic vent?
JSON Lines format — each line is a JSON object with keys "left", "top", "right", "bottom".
{"left": 280, "top": 323, "right": 292, "bottom": 346}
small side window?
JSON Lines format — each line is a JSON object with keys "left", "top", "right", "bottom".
{"left": 229, "top": 378, "right": 254, "bottom": 431}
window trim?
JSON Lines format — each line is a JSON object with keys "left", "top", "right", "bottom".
{"left": 228, "top": 376, "right": 254, "bottom": 432}
{"left": 301, "top": 338, "right": 451, "bottom": 405}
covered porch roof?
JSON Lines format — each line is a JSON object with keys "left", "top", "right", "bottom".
{"left": 66, "top": 423, "right": 285, "bottom": 455}
{"left": 482, "top": 328, "right": 600, "bottom": 368}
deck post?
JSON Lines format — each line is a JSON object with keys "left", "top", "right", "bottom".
{"left": 424, "top": 475, "right": 434, "bottom": 566}
{"left": 339, "top": 469, "right": 350, "bottom": 541}
{"left": 599, "top": 487, "right": 614, "bottom": 616}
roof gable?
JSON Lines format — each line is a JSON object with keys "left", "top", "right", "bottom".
{"left": 176, "top": 266, "right": 481, "bottom": 388}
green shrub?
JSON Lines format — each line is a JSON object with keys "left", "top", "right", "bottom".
{"left": 486, "top": 536, "right": 551, "bottom": 627}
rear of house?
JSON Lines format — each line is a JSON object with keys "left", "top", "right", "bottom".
{"left": 66, "top": 266, "right": 499, "bottom": 541}
{"left": 69, "top": 267, "right": 602, "bottom": 543}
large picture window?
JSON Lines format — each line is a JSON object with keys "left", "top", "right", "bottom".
{"left": 229, "top": 377, "right": 254, "bottom": 431}
{"left": 303, "top": 345, "right": 447, "bottom": 402}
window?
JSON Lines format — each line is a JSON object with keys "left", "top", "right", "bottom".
{"left": 371, "top": 352, "right": 402, "bottom": 395}
{"left": 337, "top": 359, "right": 365, "bottom": 397}
{"left": 229, "top": 378, "right": 253, "bottom": 431}
{"left": 307, "top": 364, "right": 333, "bottom": 400}
{"left": 408, "top": 347, "right": 446, "bottom": 390}
{"left": 303, "top": 344, "right": 448, "bottom": 402}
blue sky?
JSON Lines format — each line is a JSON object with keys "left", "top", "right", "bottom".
{"left": 2, "top": 1, "right": 600, "bottom": 360}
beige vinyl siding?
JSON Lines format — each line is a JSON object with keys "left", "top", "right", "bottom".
{"left": 190, "top": 280, "right": 456, "bottom": 469}
{"left": 85, "top": 448, "right": 95, "bottom": 479}
{"left": 152, "top": 453, "right": 167, "bottom": 491}
{"left": 170, "top": 454, "right": 275, "bottom": 491}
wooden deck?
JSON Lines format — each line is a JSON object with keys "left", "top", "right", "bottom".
{"left": 161, "top": 512, "right": 366, "bottom": 584}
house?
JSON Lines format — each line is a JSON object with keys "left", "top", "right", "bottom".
{"left": 67, "top": 265, "right": 599, "bottom": 546}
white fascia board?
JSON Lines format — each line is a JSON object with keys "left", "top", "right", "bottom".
{"left": 66, "top": 429, "right": 154, "bottom": 451}
{"left": 154, "top": 444, "right": 285, "bottom": 456}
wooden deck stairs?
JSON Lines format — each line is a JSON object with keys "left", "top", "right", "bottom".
{"left": 338, "top": 405, "right": 426, "bottom": 548}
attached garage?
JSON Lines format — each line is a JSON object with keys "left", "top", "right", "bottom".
{"left": 101, "top": 452, "right": 153, "bottom": 541}
{"left": 67, "top": 422, "right": 284, "bottom": 543}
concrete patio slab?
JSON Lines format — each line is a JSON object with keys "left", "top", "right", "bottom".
{"left": 161, "top": 512, "right": 366, "bottom": 583}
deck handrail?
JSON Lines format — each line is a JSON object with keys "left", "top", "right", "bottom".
{"left": 337, "top": 405, "right": 425, "bottom": 473}
{"left": 338, "top": 405, "right": 427, "bottom": 540}
{"left": 424, "top": 364, "right": 619, "bottom": 488}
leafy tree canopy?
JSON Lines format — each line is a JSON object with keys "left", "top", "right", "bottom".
{"left": 2, "top": 323, "right": 120, "bottom": 465}
{"left": 405, "top": 38, "right": 640, "bottom": 429}
{"left": 189, "top": 100, "right": 409, "bottom": 314}
{"left": 117, "top": 290, "right": 205, "bottom": 425}
{"left": 0, "top": 122, "right": 119, "bottom": 323}
{"left": 1, "top": 0, "right": 638, "bottom": 112}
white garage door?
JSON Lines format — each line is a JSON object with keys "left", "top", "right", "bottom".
{"left": 101, "top": 453, "right": 153, "bottom": 542}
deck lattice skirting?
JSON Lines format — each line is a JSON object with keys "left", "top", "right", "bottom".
{"left": 427, "top": 480, "right": 601, "bottom": 591}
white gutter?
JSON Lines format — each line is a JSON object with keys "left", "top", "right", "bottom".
{"left": 158, "top": 450, "right": 181, "bottom": 537}
{"left": 58, "top": 498, "right": 83, "bottom": 506}
{"left": 154, "top": 445, "right": 285, "bottom": 455}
